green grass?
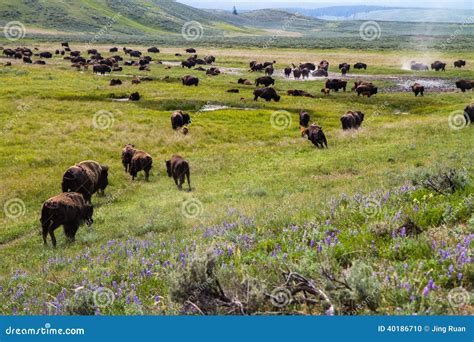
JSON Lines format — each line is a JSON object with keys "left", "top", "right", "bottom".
{"left": 0, "top": 45, "right": 472, "bottom": 316}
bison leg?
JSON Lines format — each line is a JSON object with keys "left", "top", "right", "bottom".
{"left": 49, "top": 229, "right": 58, "bottom": 248}
{"left": 64, "top": 222, "right": 79, "bottom": 243}
{"left": 186, "top": 171, "right": 191, "bottom": 191}
{"left": 173, "top": 176, "right": 179, "bottom": 188}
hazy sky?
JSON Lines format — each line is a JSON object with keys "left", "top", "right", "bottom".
{"left": 177, "top": 0, "right": 473, "bottom": 10}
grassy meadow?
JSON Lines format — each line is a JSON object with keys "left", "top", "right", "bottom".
{"left": 0, "top": 44, "right": 473, "bottom": 315}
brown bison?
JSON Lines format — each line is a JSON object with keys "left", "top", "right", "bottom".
{"left": 455, "top": 80, "right": 473, "bottom": 92}
{"left": 353, "top": 62, "right": 367, "bottom": 70}
{"left": 238, "top": 78, "right": 252, "bottom": 85}
{"left": 293, "top": 68, "right": 302, "bottom": 79}
{"left": 41, "top": 192, "right": 93, "bottom": 247}
{"left": 318, "top": 60, "right": 329, "bottom": 71}
{"left": 287, "top": 89, "right": 314, "bottom": 98}
{"left": 464, "top": 103, "right": 473, "bottom": 124}
{"left": 121, "top": 144, "right": 135, "bottom": 173}
{"left": 186, "top": 48, "right": 197, "bottom": 53}
{"left": 341, "top": 111, "right": 365, "bottom": 130}
{"left": 326, "top": 79, "right": 347, "bottom": 92}
{"left": 339, "top": 63, "right": 350, "bottom": 71}
{"left": 356, "top": 85, "right": 378, "bottom": 97}
{"left": 431, "top": 61, "right": 446, "bottom": 71}
{"left": 454, "top": 60, "right": 466, "bottom": 68}
{"left": 148, "top": 47, "right": 160, "bottom": 53}
{"left": 130, "top": 149, "right": 153, "bottom": 181}
{"left": 265, "top": 65, "right": 274, "bottom": 76}
{"left": 129, "top": 92, "right": 140, "bottom": 101}
{"left": 299, "top": 111, "right": 310, "bottom": 127}
{"left": 62, "top": 161, "right": 109, "bottom": 203}
{"left": 284, "top": 67, "right": 292, "bottom": 78}
{"left": 171, "top": 110, "right": 191, "bottom": 130}
{"left": 312, "top": 69, "right": 328, "bottom": 77}
{"left": 166, "top": 155, "right": 191, "bottom": 191}
{"left": 256, "top": 76, "right": 275, "bottom": 87}
{"left": 302, "top": 124, "right": 328, "bottom": 149}
{"left": 110, "top": 79, "right": 122, "bottom": 86}
{"left": 93, "top": 64, "right": 111, "bottom": 74}
{"left": 299, "top": 62, "right": 316, "bottom": 71}
{"left": 253, "top": 87, "right": 280, "bottom": 102}
{"left": 321, "top": 88, "right": 330, "bottom": 96}
{"left": 182, "top": 75, "right": 199, "bottom": 86}
{"left": 411, "top": 83, "right": 424, "bottom": 96}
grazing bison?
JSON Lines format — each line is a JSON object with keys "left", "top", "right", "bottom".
{"left": 341, "top": 66, "right": 349, "bottom": 75}
{"left": 312, "top": 69, "right": 328, "bottom": 77}
{"left": 356, "top": 84, "right": 378, "bottom": 97}
{"left": 148, "top": 47, "right": 160, "bottom": 53}
{"left": 455, "top": 80, "right": 473, "bottom": 92}
{"left": 253, "top": 87, "right": 280, "bottom": 102}
{"left": 166, "top": 155, "right": 191, "bottom": 191}
{"left": 61, "top": 42, "right": 69, "bottom": 48}
{"left": 182, "top": 75, "right": 199, "bottom": 86}
{"left": 284, "top": 67, "right": 292, "bottom": 78}
{"left": 41, "top": 192, "right": 93, "bottom": 247}
{"left": 22, "top": 56, "right": 32, "bottom": 64}
{"left": 301, "top": 68, "right": 310, "bottom": 79}
{"left": 110, "top": 79, "right": 122, "bottom": 86}
{"left": 341, "top": 111, "right": 364, "bottom": 130}
{"left": 287, "top": 90, "right": 314, "bottom": 98}
{"left": 129, "top": 92, "right": 140, "bottom": 101}
{"left": 130, "top": 149, "right": 153, "bottom": 181}
{"left": 87, "top": 49, "right": 98, "bottom": 55}
{"left": 34, "top": 60, "right": 46, "bottom": 65}
{"left": 206, "top": 67, "right": 220, "bottom": 76}
{"left": 339, "top": 63, "right": 350, "bottom": 71}
{"left": 256, "top": 76, "right": 275, "bottom": 87}
{"left": 70, "top": 50, "right": 81, "bottom": 57}
{"left": 431, "top": 61, "right": 446, "bottom": 71}
{"left": 411, "top": 83, "right": 424, "bottom": 96}
{"left": 93, "top": 64, "right": 111, "bottom": 74}
{"left": 464, "top": 103, "right": 473, "bottom": 124}
{"left": 353, "top": 62, "right": 367, "bottom": 70}
{"left": 121, "top": 144, "right": 135, "bottom": 172}
{"left": 302, "top": 124, "right": 328, "bottom": 149}
{"left": 326, "top": 79, "right": 347, "bottom": 92}
{"left": 171, "top": 110, "right": 191, "bottom": 130}
{"left": 130, "top": 50, "right": 142, "bottom": 58}
{"left": 263, "top": 61, "right": 275, "bottom": 68}
{"left": 186, "top": 48, "right": 197, "bottom": 53}
{"left": 39, "top": 52, "right": 52, "bottom": 58}
{"left": 299, "top": 111, "right": 310, "bottom": 127}
{"left": 454, "top": 60, "right": 466, "bottom": 68}
{"left": 410, "top": 62, "right": 429, "bottom": 71}
{"left": 109, "top": 47, "right": 118, "bottom": 52}
{"left": 250, "top": 63, "right": 264, "bottom": 72}
{"left": 62, "top": 161, "right": 109, "bottom": 203}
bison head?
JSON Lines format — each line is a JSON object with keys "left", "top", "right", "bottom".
{"left": 98, "top": 165, "right": 109, "bottom": 191}
{"left": 182, "top": 113, "right": 191, "bottom": 125}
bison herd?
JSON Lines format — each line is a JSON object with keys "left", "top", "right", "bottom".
{"left": 1, "top": 42, "right": 472, "bottom": 247}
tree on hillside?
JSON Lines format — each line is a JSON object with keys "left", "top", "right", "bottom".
{"left": 232, "top": 6, "right": 238, "bottom": 15}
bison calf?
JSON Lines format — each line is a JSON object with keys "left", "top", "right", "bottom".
{"left": 166, "top": 155, "right": 191, "bottom": 191}
{"left": 41, "top": 192, "right": 93, "bottom": 247}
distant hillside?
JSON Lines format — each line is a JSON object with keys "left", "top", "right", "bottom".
{"left": 290, "top": 6, "right": 474, "bottom": 23}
